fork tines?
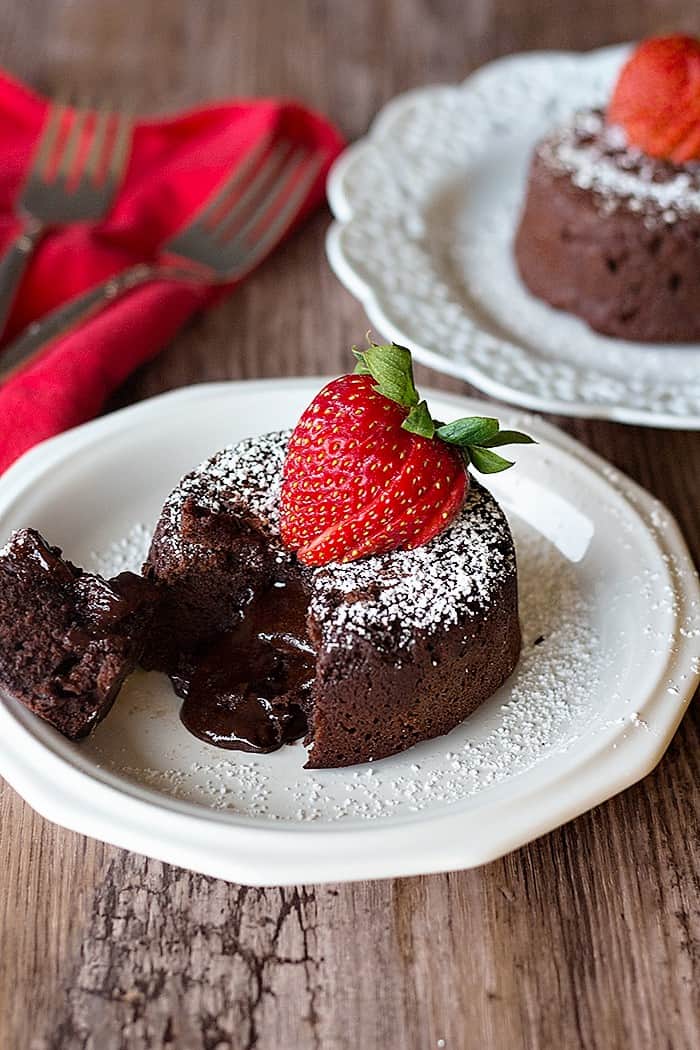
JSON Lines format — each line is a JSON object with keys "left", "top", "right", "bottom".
{"left": 22, "top": 102, "right": 132, "bottom": 220}
{"left": 167, "top": 140, "right": 325, "bottom": 276}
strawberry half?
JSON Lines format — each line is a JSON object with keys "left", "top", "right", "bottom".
{"left": 608, "top": 35, "right": 700, "bottom": 164}
{"left": 279, "top": 342, "right": 534, "bottom": 566}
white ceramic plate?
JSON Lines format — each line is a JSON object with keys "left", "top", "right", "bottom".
{"left": 0, "top": 381, "right": 698, "bottom": 886}
{"left": 326, "top": 45, "right": 700, "bottom": 427}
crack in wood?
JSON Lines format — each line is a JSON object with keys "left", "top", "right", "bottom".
{"left": 34, "top": 858, "right": 321, "bottom": 1050}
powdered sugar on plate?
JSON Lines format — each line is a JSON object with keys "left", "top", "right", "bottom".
{"left": 86, "top": 522, "right": 152, "bottom": 576}
{"left": 86, "top": 515, "right": 603, "bottom": 824}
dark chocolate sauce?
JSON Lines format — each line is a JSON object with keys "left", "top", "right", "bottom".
{"left": 13, "top": 530, "right": 77, "bottom": 584}
{"left": 76, "top": 571, "right": 151, "bottom": 629}
{"left": 179, "top": 575, "right": 314, "bottom": 754}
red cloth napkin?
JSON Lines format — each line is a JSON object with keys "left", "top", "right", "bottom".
{"left": 0, "top": 71, "right": 345, "bottom": 472}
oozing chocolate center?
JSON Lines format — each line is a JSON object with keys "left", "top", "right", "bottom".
{"left": 179, "top": 575, "right": 314, "bottom": 753}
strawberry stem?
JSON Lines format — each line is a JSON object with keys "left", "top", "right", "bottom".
{"left": 352, "top": 340, "right": 535, "bottom": 473}
{"left": 352, "top": 342, "right": 419, "bottom": 409}
{"left": 403, "top": 401, "right": 435, "bottom": 438}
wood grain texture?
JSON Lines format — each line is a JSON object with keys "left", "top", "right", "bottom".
{"left": 0, "top": 2, "right": 698, "bottom": 1048}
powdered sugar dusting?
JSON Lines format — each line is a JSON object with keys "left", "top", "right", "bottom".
{"left": 151, "top": 430, "right": 291, "bottom": 565}
{"left": 314, "top": 486, "right": 512, "bottom": 650}
{"left": 540, "top": 109, "right": 700, "bottom": 225}
{"left": 149, "top": 430, "right": 515, "bottom": 652}
{"left": 181, "top": 430, "right": 287, "bottom": 528}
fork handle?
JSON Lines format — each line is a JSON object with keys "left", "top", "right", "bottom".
{"left": 0, "top": 262, "right": 203, "bottom": 382}
{"left": 0, "top": 220, "right": 45, "bottom": 335}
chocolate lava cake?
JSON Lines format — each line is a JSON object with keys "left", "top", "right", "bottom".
{"left": 514, "top": 109, "right": 700, "bottom": 342}
{"left": 0, "top": 529, "right": 154, "bottom": 738}
{"left": 143, "top": 430, "right": 521, "bottom": 769}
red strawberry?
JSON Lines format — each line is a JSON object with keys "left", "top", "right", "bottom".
{"left": 608, "top": 35, "right": 700, "bottom": 164}
{"left": 280, "top": 343, "right": 533, "bottom": 566}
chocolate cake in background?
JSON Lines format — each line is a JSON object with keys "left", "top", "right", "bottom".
{"left": 514, "top": 109, "right": 700, "bottom": 342}
{"left": 0, "top": 529, "right": 155, "bottom": 739}
{"left": 143, "top": 430, "right": 521, "bottom": 769}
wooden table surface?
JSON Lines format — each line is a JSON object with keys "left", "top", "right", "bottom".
{"left": 1, "top": 2, "right": 699, "bottom": 1048}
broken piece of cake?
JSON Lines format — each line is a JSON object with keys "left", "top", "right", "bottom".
{"left": 0, "top": 529, "right": 155, "bottom": 738}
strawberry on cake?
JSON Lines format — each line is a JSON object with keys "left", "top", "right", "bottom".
{"left": 515, "top": 35, "right": 700, "bottom": 342}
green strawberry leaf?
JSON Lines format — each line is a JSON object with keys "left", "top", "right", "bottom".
{"left": 352, "top": 354, "right": 371, "bottom": 376}
{"left": 348, "top": 341, "right": 535, "bottom": 477}
{"left": 480, "top": 429, "right": 537, "bottom": 448}
{"left": 436, "top": 416, "right": 499, "bottom": 447}
{"left": 352, "top": 342, "right": 420, "bottom": 409}
{"left": 434, "top": 414, "right": 535, "bottom": 474}
{"left": 402, "top": 400, "right": 435, "bottom": 438}
{"left": 467, "top": 446, "right": 515, "bottom": 473}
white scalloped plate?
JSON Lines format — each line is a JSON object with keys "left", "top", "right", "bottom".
{"left": 326, "top": 45, "right": 700, "bottom": 427}
{"left": 0, "top": 381, "right": 698, "bottom": 885}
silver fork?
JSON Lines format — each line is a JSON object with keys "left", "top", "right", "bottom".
{"left": 0, "top": 100, "right": 132, "bottom": 333}
{"left": 0, "top": 140, "right": 324, "bottom": 383}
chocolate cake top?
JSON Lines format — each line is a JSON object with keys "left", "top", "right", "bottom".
{"left": 154, "top": 430, "right": 517, "bottom": 653}
{"left": 537, "top": 108, "right": 700, "bottom": 226}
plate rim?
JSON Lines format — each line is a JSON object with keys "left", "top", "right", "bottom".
{"left": 0, "top": 379, "right": 698, "bottom": 886}
{"left": 325, "top": 43, "right": 700, "bottom": 429}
